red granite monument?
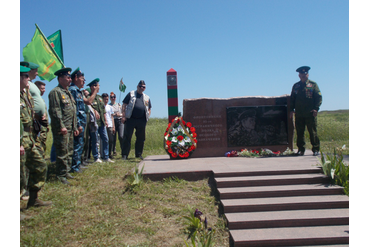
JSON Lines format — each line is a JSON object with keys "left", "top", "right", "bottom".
{"left": 183, "top": 95, "right": 294, "bottom": 158}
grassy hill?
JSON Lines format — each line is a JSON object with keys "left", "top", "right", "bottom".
{"left": 21, "top": 110, "right": 349, "bottom": 246}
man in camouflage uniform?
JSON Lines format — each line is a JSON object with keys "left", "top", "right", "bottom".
{"left": 20, "top": 65, "right": 51, "bottom": 216}
{"left": 49, "top": 68, "right": 79, "bottom": 185}
{"left": 69, "top": 68, "right": 98, "bottom": 172}
{"left": 290, "top": 66, "right": 323, "bottom": 156}
{"left": 20, "top": 61, "right": 49, "bottom": 157}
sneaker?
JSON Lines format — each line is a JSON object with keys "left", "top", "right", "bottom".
{"left": 104, "top": 158, "right": 115, "bottom": 163}
{"left": 94, "top": 158, "right": 103, "bottom": 163}
{"left": 136, "top": 155, "right": 144, "bottom": 160}
{"left": 313, "top": 151, "right": 320, "bottom": 156}
{"left": 122, "top": 155, "right": 127, "bottom": 160}
{"left": 66, "top": 173, "right": 75, "bottom": 179}
{"left": 296, "top": 150, "right": 305, "bottom": 156}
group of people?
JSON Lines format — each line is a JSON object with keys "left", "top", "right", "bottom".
{"left": 20, "top": 62, "right": 321, "bottom": 220}
{"left": 20, "top": 62, "right": 152, "bottom": 220}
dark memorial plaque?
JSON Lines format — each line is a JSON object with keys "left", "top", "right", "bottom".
{"left": 183, "top": 95, "right": 293, "bottom": 158}
{"left": 226, "top": 105, "right": 288, "bottom": 147}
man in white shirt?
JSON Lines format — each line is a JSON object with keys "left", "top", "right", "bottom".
{"left": 102, "top": 93, "right": 115, "bottom": 159}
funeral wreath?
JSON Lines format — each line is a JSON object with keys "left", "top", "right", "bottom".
{"left": 164, "top": 117, "right": 197, "bottom": 159}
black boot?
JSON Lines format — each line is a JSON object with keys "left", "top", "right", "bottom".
{"left": 27, "top": 190, "right": 52, "bottom": 209}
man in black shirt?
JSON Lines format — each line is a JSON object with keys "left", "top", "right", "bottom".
{"left": 121, "top": 80, "right": 152, "bottom": 160}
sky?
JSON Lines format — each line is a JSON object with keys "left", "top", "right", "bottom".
{"left": 16, "top": 0, "right": 350, "bottom": 118}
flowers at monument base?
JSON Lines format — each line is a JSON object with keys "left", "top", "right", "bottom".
{"left": 226, "top": 147, "right": 294, "bottom": 158}
{"left": 225, "top": 150, "right": 238, "bottom": 157}
{"left": 164, "top": 116, "right": 197, "bottom": 159}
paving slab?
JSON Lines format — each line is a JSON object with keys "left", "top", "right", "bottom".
{"left": 139, "top": 151, "right": 348, "bottom": 181}
{"left": 230, "top": 225, "right": 349, "bottom": 247}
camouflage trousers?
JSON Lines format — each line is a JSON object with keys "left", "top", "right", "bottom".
{"left": 52, "top": 128, "right": 74, "bottom": 178}
{"left": 34, "top": 125, "right": 49, "bottom": 158}
{"left": 295, "top": 116, "right": 320, "bottom": 152}
{"left": 20, "top": 133, "right": 47, "bottom": 196}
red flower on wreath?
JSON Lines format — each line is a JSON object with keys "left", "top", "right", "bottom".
{"left": 186, "top": 122, "right": 192, "bottom": 128}
{"left": 171, "top": 153, "right": 178, "bottom": 158}
{"left": 192, "top": 133, "right": 197, "bottom": 138}
{"left": 177, "top": 136, "right": 184, "bottom": 141}
{"left": 166, "top": 140, "right": 172, "bottom": 146}
{"left": 190, "top": 127, "right": 196, "bottom": 133}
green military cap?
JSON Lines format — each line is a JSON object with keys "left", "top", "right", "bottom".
{"left": 87, "top": 78, "right": 100, "bottom": 87}
{"left": 296, "top": 66, "right": 311, "bottom": 74}
{"left": 85, "top": 88, "right": 91, "bottom": 93}
{"left": 54, "top": 67, "right": 72, "bottom": 77}
{"left": 20, "top": 65, "right": 31, "bottom": 73}
{"left": 20, "top": 61, "right": 39, "bottom": 69}
{"left": 71, "top": 67, "right": 84, "bottom": 78}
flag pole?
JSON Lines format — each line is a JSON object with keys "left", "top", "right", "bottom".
{"left": 35, "top": 23, "right": 65, "bottom": 67}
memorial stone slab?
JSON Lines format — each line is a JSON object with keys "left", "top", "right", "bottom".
{"left": 183, "top": 95, "right": 293, "bottom": 158}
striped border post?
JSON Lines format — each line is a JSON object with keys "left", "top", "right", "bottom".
{"left": 167, "top": 68, "right": 178, "bottom": 123}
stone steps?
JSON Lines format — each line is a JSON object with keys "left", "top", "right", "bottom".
{"left": 214, "top": 168, "right": 349, "bottom": 246}
{"left": 214, "top": 167, "right": 323, "bottom": 177}
{"left": 222, "top": 195, "right": 349, "bottom": 213}
{"left": 226, "top": 208, "right": 349, "bottom": 230}
{"left": 230, "top": 225, "right": 349, "bottom": 247}
{"left": 215, "top": 174, "right": 330, "bottom": 188}
{"left": 218, "top": 184, "right": 344, "bottom": 199}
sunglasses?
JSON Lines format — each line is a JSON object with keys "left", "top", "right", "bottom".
{"left": 110, "top": 96, "right": 116, "bottom": 98}
{"left": 139, "top": 85, "right": 146, "bottom": 89}
{"left": 21, "top": 73, "right": 29, "bottom": 78}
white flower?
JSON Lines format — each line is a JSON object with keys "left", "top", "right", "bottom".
{"left": 177, "top": 126, "right": 184, "bottom": 133}
{"left": 171, "top": 128, "right": 178, "bottom": 135}
{"left": 331, "top": 168, "right": 335, "bottom": 179}
{"left": 178, "top": 140, "right": 185, "bottom": 146}
{"left": 171, "top": 137, "right": 177, "bottom": 142}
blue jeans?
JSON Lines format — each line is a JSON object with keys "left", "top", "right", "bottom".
{"left": 90, "top": 125, "right": 109, "bottom": 160}
{"left": 71, "top": 125, "right": 85, "bottom": 171}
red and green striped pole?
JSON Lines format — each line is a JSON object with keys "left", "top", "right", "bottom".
{"left": 167, "top": 68, "right": 178, "bottom": 123}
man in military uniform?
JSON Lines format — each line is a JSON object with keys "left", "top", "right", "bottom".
{"left": 20, "top": 61, "right": 49, "bottom": 158}
{"left": 20, "top": 65, "right": 52, "bottom": 216}
{"left": 87, "top": 78, "right": 114, "bottom": 163}
{"left": 290, "top": 66, "right": 323, "bottom": 156}
{"left": 69, "top": 68, "right": 98, "bottom": 173}
{"left": 49, "top": 68, "right": 79, "bottom": 184}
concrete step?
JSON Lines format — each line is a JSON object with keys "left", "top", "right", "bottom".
{"left": 226, "top": 208, "right": 349, "bottom": 230}
{"left": 214, "top": 167, "right": 322, "bottom": 178}
{"left": 302, "top": 245, "right": 349, "bottom": 247}
{"left": 218, "top": 184, "right": 344, "bottom": 199}
{"left": 215, "top": 174, "right": 330, "bottom": 188}
{"left": 230, "top": 225, "right": 349, "bottom": 247}
{"left": 222, "top": 195, "right": 349, "bottom": 213}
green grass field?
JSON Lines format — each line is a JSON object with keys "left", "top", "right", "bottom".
{"left": 21, "top": 110, "right": 349, "bottom": 246}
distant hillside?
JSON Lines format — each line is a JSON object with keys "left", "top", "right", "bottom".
{"left": 319, "top": 109, "right": 349, "bottom": 114}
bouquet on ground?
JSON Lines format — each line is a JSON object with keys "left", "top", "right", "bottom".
{"left": 164, "top": 117, "right": 197, "bottom": 159}
{"left": 226, "top": 147, "right": 295, "bottom": 158}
